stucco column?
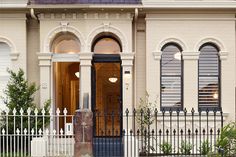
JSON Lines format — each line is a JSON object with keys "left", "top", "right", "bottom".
{"left": 152, "top": 52, "right": 161, "bottom": 109}
{"left": 79, "top": 53, "right": 93, "bottom": 110}
{"left": 38, "top": 53, "right": 52, "bottom": 107}
{"left": 182, "top": 52, "right": 199, "bottom": 111}
{"left": 121, "top": 53, "right": 134, "bottom": 113}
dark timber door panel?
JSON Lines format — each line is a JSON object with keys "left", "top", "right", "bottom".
{"left": 92, "top": 55, "right": 123, "bottom": 157}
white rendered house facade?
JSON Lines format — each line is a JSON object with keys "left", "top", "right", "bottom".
{"left": 0, "top": 0, "right": 235, "bottom": 124}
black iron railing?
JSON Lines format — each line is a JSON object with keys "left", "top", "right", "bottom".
{"left": 93, "top": 108, "right": 224, "bottom": 157}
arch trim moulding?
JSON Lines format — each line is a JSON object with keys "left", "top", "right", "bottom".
{"left": 0, "top": 36, "right": 19, "bottom": 60}
{"left": 43, "top": 23, "right": 86, "bottom": 53}
{"left": 86, "top": 23, "right": 129, "bottom": 53}
{"left": 153, "top": 37, "right": 187, "bottom": 60}
{"left": 194, "top": 37, "right": 228, "bottom": 60}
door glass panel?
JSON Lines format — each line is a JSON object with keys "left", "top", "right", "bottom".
{"left": 94, "top": 62, "right": 121, "bottom": 136}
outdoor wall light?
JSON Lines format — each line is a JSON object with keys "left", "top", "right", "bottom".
{"left": 75, "top": 72, "right": 80, "bottom": 78}
{"left": 108, "top": 77, "right": 118, "bottom": 83}
{"left": 124, "top": 71, "right": 131, "bottom": 90}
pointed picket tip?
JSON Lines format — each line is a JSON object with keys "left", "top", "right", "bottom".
{"left": 60, "top": 129, "right": 64, "bottom": 135}
{"left": 20, "top": 108, "right": 24, "bottom": 115}
{"left": 53, "top": 129, "right": 56, "bottom": 135}
{"left": 42, "top": 108, "right": 46, "bottom": 115}
{"left": 13, "top": 108, "right": 17, "bottom": 115}
{"left": 38, "top": 129, "right": 42, "bottom": 135}
{"left": 34, "top": 108, "right": 38, "bottom": 115}
{"left": 31, "top": 129, "right": 35, "bottom": 135}
{"left": 16, "top": 128, "right": 20, "bottom": 135}
{"left": 2, "top": 128, "right": 5, "bottom": 134}
{"left": 63, "top": 108, "right": 68, "bottom": 115}
{"left": 56, "top": 108, "right": 60, "bottom": 115}
{"left": 24, "top": 128, "right": 27, "bottom": 135}
{"left": 27, "top": 108, "right": 31, "bottom": 115}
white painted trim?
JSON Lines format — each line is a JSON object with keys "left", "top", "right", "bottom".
{"left": 30, "top": 2, "right": 236, "bottom": 9}
{"left": 51, "top": 54, "right": 80, "bottom": 62}
{"left": 142, "top": 1, "right": 236, "bottom": 9}
{"left": 86, "top": 23, "right": 128, "bottom": 53}
{"left": 0, "top": 4, "right": 27, "bottom": 8}
{"left": 156, "top": 37, "right": 188, "bottom": 52}
{"left": 194, "top": 37, "right": 226, "bottom": 52}
{"left": 0, "top": 36, "right": 19, "bottom": 60}
{"left": 145, "top": 18, "right": 236, "bottom": 21}
{"left": 153, "top": 51, "right": 161, "bottom": 60}
{"left": 43, "top": 24, "right": 85, "bottom": 53}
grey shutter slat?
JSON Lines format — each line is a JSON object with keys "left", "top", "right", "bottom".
{"left": 161, "top": 45, "right": 182, "bottom": 109}
{"left": 198, "top": 44, "right": 220, "bottom": 109}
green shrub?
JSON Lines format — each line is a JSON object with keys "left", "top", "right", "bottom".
{"left": 1, "top": 69, "right": 50, "bottom": 134}
{"left": 179, "top": 141, "right": 192, "bottom": 155}
{"left": 216, "top": 122, "right": 236, "bottom": 156}
{"left": 160, "top": 142, "right": 172, "bottom": 155}
{"left": 200, "top": 140, "right": 211, "bottom": 155}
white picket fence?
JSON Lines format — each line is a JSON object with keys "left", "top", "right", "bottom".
{"left": 0, "top": 107, "right": 75, "bottom": 157}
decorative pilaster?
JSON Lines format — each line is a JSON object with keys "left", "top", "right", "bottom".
{"left": 79, "top": 53, "right": 93, "bottom": 110}
{"left": 38, "top": 53, "right": 52, "bottom": 107}
{"left": 121, "top": 52, "right": 135, "bottom": 157}
{"left": 182, "top": 52, "right": 199, "bottom": 111}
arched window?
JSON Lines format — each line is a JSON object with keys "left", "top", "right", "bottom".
{"left": 92, "top": 36, "right": 121, "bottom": 54}
{"left": 51, "top": 32, "right": 80, "bottom": 54}
{"left": 161, "top": 43, "right": 183, "bottom": 110}
{"left": 198, "top": 43, "right": 220, "bottom": 110}
{"left": 0, "top": 42, "right": 11, "bottom": 109}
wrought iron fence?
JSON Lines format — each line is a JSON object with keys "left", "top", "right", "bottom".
{"left": 0, "top": 108, "right": 74, "bottom": 157}
{"left": 93, "top": 108, "right": 224, "bottom": 157}
{"left": 0, "top": 107, "right": 225, "bottom": 157}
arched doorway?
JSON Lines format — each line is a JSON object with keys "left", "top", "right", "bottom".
{"left": 51, "top": 32, "right": 80, "bottom": 126}
{"left": 92, "top": 35, "right": 122, "bottom": 137}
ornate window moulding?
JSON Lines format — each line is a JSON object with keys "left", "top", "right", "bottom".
{"left": 10, "top": 52, "right": 19, "bottom": 61}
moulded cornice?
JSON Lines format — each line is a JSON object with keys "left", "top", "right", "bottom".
{"left": 142, "top": 1, "right": 236, "bottom": 9}
{"left": 10, "top": 52, "right": 20, "bottom": 61}
{"left": 79, "top": 52, "right": 93, "bottom": 60}
{"left": 153, "top": 51, "right": 161, "bottom": 60}
{"left": 120, "top": 52, "right": 135, "bottom": 60}
{"left": 37, "top": 52, "right": 52, "bottom": 60}
{"left": 219, "top": 51, "right": 228, "bottom": 60}
{"left": 38, "top": 13, "right": 133, "bottom": 21}
{"left": 182, "top": 52, "right": 199, "bottom": 60}
{"left": 52, "top": 53, "right": 80, "bottom": 62}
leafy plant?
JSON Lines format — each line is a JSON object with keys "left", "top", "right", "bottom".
{"left": 136, "top": 92, "right": 157, "bottom": 154}
{"left": 160, "top": 142, "right": 172, "bottom": 155}
{"left": 215, "top": 122, "right": 236, "bottom": 156}
{"left": 200, "top": 140, "right": 211, "bottom": 155}
{"left": 179, "top": 141, "right": 192, "bottom": 155}
{"left": 1, "top": 69, "right": 50, "bottom": 134}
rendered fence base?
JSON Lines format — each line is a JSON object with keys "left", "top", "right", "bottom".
{"left": 124, "top": 135, "right": 139, "bottom": 157}
{"left": 31, "top": 137, "right": 47, "bottom": 157}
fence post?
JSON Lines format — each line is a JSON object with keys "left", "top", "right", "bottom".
{"left": 74, "top": 109, "right": 93, "bottom": 157}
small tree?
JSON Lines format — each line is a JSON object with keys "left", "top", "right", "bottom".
{"left": 1, "top": 69, "right": 50, "bottom": 134}
{"left": 136, "top": 92, "right": 157, "bottom": 154}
